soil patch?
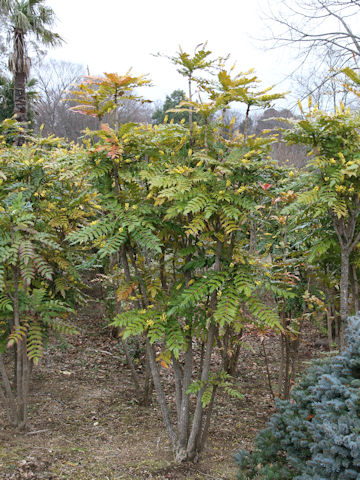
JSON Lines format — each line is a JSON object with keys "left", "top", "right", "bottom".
{"left": 0, "top": 300, "right": 324, "bottom": 479}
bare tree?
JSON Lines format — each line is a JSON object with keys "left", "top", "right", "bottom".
{"left": 289, "top": 45, "right": 358, "bottom": 110}
{"left": 33, "top": 60, "right": 155, "bottom": 141}
{"left": 0, "top": 13, "right": 8, "bottom": 73}
{"left": 115, "top": 97, "right": 154, "bottom": 124}
{"left": 265, "top": 0, "right": 360, "bottom": 63}
{"left": 33, "top": 59, "right": 99, "bottom": 140}
{"left": 262, "top": 0, "right": 360, "bottom": 106}
{"left": 34, "top": 59, "right": 84, "bottom": 127}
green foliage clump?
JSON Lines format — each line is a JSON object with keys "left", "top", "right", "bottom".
{"left": 234, "top": 314, "right": 360, "bottom": 480}
{"left": 0, "top": 125, "right": 98, "bottom": 361}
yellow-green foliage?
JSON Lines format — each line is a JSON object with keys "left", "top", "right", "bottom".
{"left": 286, "top": 107, "right": 360, "bottom": 220}
{"left": 0, "top": 126, "right": 98, "bottom": 361}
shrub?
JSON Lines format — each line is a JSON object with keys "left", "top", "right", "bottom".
{"left": 234, "top": 314, "right": 360, "bottom": 480}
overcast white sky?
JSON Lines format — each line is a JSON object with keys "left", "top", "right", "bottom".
{"left": 45, "top": 0, "right": 297, "bottom": 103}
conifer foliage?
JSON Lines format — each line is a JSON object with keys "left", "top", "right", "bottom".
{"left": 235, "top": 314, "right": 360, "bottom": 479}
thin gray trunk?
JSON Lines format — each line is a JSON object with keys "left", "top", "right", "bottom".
{"left": 159, "top": 248, "right": 167, "bottom": 292}
{"left": 278, "top": 306, "right": 286, "bottom": 397}
{"left": 120, "top": 337, "right": 141, "bottom": 394}
{"left": 185, "top": 240, "right": 222, "bottom": 460}
{"left": 332, "top": 208, "right": 360, "bottom": 348}
{"left": 120, "top": 247, "right": 153, "bottom": 403}
{"left": 142, "top": 351, "right": 153, "bottom": 406}
{"left": 188, "top": 76, "right": 193, "bottom": 141}
{"left": 176, "top": 337, "right": 193, "bottom": 458}
{"left": 283, "top": 328, "right": 291, "bottom": 399}
{"left": 326, "top": 305, "right": 334, "bottom": 348}
{"left": 18, "top": 340, "right": 30, "bottom": 429}
{"left": 0, "top": 263, "right": 32, "bottom": 428}
{"left": 339, "top": 248, "right": 350, "bottom": 349}
{"left": 186, "top": 322, "right": 216, "bottom": 460}
{"left": 351, "top": 263, "right": 359, "bottom": 313}
{"left": 172, "top": 354, "right": 183, "bottom": 420}
{"left": 204, "top": 118, "right": 208, "bottom": 153}
{"left": 200, "top": 384, "right": 218, "bottom": 450}
{"left": 261, "top": 340, "right": 275, "bottom": 401}
{"left": 0, "top": 355, "right": 17, "bottom": 425}
{"left": 242, "top": 104, "right": 251, "bottom": 155}
{"left": 0, "top": 381, "right": 11, "bottom": 423}
{"left": 146, "top": 339, "right": 176, "bottom": 450}
{"left": 14, "top": 265, "right": 27, "bottom": 427}
{"left": 249, "top": 220, "right": 257, "bottom": 254}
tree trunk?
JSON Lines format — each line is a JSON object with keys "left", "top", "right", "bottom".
{"left": 12, "top": 28, "right": 29, "bottom": 145}
{"left": 176, "top": 337, "right": 192, "bottom": 460}
{"left": 12, "top": 28, "right": 28, "bottom": 124}
{"left": 351, "top": 263, "right": 359, "bottom": 313}
{"left": 185, "top": 322, "right": 216, "bottom": 462}
{"left": 118, "top": 249, "right": 153, "bottom": 404}
{"left": 0, "top": 355, "right": 17, "bottom": 426}
{"left": 146, "top": 339, "right": 177, "bottom": 451}
{"left": 0, "top": 341, "right": 32, "bottom": 429}
{"left": 14, "top": 72, "right": 27, "bottom": 126}
{"left": 261, "top": 340, "right": 275, "bottom": 401}
{"left": 142, "top": 352, "right": 153, "bottom": 407}
{"left": 249, "top": 220, "right": 257, "bottom": 254}
{"left": 339, "top": 248, "right": 350, "bottom": 349}
{"left": 278, "top": 307, "right": 286, "bottom": 397}
{"left": 326, "top": 305, "right": 334, "bottom": 349}
{"left": 219, "top": 326, "right": 242, "bottom": 376}
{"left": 119, "top": 337, "right": 142, "bottom": 397}
{"left": 188, "top": 77, "right": 193, "bottom": 142}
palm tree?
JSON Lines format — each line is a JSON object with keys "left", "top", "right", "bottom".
{"left": 0, "top": 74, "right": 38, "bottom": 122}
{"left": 0, "top": 0, "right": 62, "bottom": 125}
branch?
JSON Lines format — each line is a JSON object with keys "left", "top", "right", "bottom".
{"left": 350, "top": 229, "right": 360, "bottom": 252}
{"left": 321, "top": 1, "right": 360, "bottom": 54}
{"left": 265, "top": 0, "right": 360, "bottom": 59}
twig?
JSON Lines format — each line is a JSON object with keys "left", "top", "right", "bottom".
{"left": 187, "top": 465, "right": 227, "bottom": 479}
{"left": 91, "top": 348, "right": 123, "bottom": 361}
{"left": 25, "top": 429, "right": 49, "bottom": 436}
{"left": 261, "top": 339, "right": 275, "bottom": 401}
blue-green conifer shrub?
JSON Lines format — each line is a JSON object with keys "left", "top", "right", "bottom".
{"left": 234, "top": 314, "right": 360, "bottom": 479}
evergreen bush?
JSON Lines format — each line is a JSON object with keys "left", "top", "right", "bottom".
{"left": 234, "top": 314, "right": 360, "bottom": 480}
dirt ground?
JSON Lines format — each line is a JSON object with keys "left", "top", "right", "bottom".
{"left": 0, "top": 300, "right": 323, "bottom": 480}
